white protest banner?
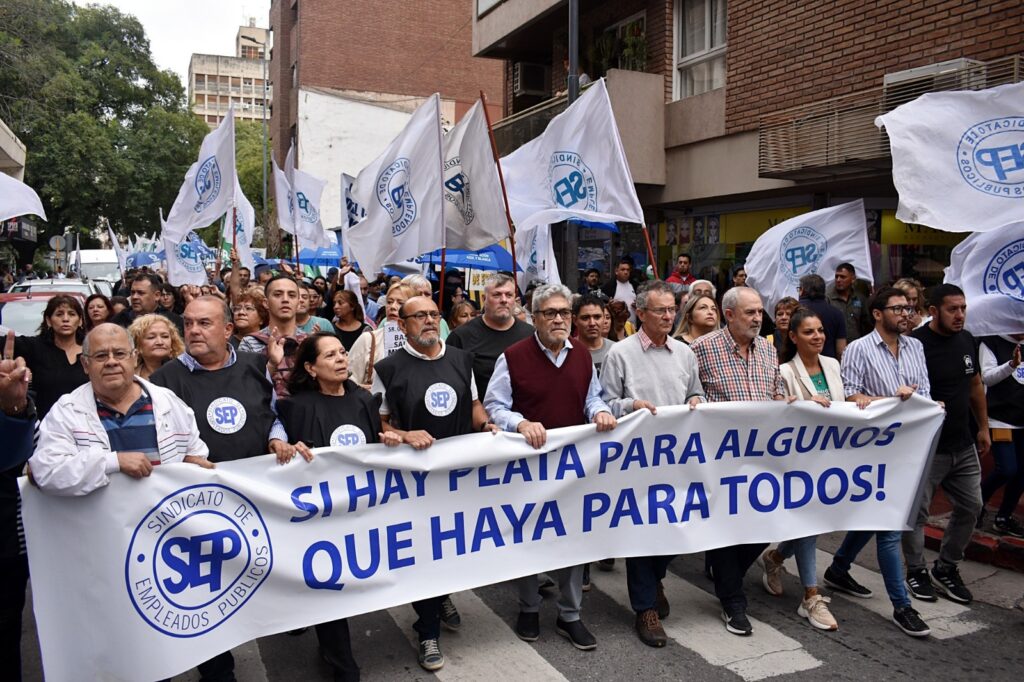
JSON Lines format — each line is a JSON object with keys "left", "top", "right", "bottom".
{"left": 22, "top": 398, "right": 942, "bottom": 681}
{"left": 162, "top": 106, "right": 236, "bottom": 243}
{"left": 876, "top": 81, "right": 1024, "bottom": 233}
{"left": 745, "top": 200, "right": 872, "bottom": 317}
{"left": 382, "top": 319, "right": 405, "bottom": 356}
{"left": 443, "top": 99, "right": 508, "bottom": 250}
{"left": 944, "top": 221, "right": 1024, "bottom": 335}
{"left": 500, "top": 78, "right": 643, "bottom": 230}
{"left": 516, "top": 223, "right": 561, "bottom": 290}
{"left": 0, "top": 171, "right": 47, "bottom": 222}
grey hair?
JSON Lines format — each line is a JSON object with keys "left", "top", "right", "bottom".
{"left": 194, "top": 295, "right": 234, "bottom": 325}
{"left": 721, "top": 286, "right": 761, "bottom": 312}
{"left": 401, "top": 274, "right": 431, "bottom": 292}
{"left": 635, "top": 280, "right": 675, "bottom": 310}
{"left": 530, "top": 283, "right": 572, "bottom": 313}
{"left": 691, "top": 279, "right": 716, "bottom": 297}
{"left": 483, "top": 272, "right": 516, "bottom": 292}
{"left": 83, "top": 322, "right": 134, "bottom": 356}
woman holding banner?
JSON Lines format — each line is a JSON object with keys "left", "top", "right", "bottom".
{"left": 278, "top": 333, "right": 401, "bottom": 682}
{"left": 758, "top": 307, "right": 849, "bottom": 631}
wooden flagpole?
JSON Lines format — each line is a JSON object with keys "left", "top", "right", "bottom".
{"left": 641, "top": 224, "right": 659, "bottom": 280}
{"left": 478, "top": 90, "right": 518, "bottom": 274}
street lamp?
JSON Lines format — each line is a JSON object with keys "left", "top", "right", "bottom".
{"left": 240, "top": 34, "right": 269, "bottom": 238}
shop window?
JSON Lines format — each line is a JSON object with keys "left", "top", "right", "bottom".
{"left": 675, "top": 0, "right": 726, "bottom": 99}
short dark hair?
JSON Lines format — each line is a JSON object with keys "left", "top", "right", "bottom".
{"left": 928, "top": 283, "right": 964, "bottom": 310}
{"left": 573, "top": 293, "right": 608, "bottom": 316}
{"left": 678, "top": 253, "right": 692, "bottom": 262}
{"left": 798, "top": 273, "right": 826, "bottom": 299}
{"left": 869, "top": 287, "right": 907, "bottom": 313}
{"left": 264, "top": 273, "right": 298, "bottom": 296}
{"left": 584, "top": 267, "right": 601, "bottom": 278}
{"left": 238, "top": 266, "right": 251, "bottom": 276}
{"left": 132, "top": 273, "right": 163, "bottom": 291}
{"left": 836, "top": 262, "right": 856, "bottom": 276}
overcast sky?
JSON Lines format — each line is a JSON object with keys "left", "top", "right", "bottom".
{"left": 74, "top": 0, "right": 271, "bottom": 86}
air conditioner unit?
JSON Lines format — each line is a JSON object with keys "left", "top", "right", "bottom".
{"left": 882, "top": 58, "right": 988, "bottom": 107}
{"left": 513, "top": 62, "right": 548, "bottom": 97}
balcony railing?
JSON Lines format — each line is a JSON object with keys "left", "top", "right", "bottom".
{"left": 758, "top": 55, "right": 1023, "bottom": 181}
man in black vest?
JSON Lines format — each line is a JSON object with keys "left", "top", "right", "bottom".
{"left": 372, "top": 295, "right": 493, "bottom": 673}
{"left": 484, "top": 283, "right": 615, "bottom": 651}
{"left": 150, "top": 296, "right": 305, "bottom": 682}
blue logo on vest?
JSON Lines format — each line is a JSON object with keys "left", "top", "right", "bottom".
{"left": 125, "top": 484, "right": 272, "bottom": 637}
{"left": 330, "top": 424, "right": 367, "bottom": 447}
{"left": 376, "top": 158, "right": 417, "bottom": 237}
{"left": 549, "top": 151, "right": 597, "bottom": 211}
{"left": 194, "top": 156, "right": 223, "bottom": 212}
{"left": 779, "top": 226, "right": 828, "bottom": 283}
{"left": 983, "top": 238, "right": 1024, "bottom": 301}
{"left": 957, "top": 117, "right": 1024, "bottom": 198}
{"left": 206, "top": 397, "right": 247, "bottom": 434}
{"left": 175, "top": 232, "right": 206, "bottom": 274}
{"left": 295, "top": 191, "right": 320, "bottom": 225}
{"left": 443, "top": 156, "right": 475, "bottom": 225}
{"left": 425, "top": 382, "right": 458, "bottom": 417}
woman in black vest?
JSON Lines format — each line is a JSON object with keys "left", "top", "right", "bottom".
{"left": 979, "top": 334, "right": 1024, "bottom": 537}
{"left": 277, "top": 333, "right": 400, "bottom": 682}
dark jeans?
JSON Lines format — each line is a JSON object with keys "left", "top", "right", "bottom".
{"left": 707, "top": 543, "right": 767, "bottom": 615}
{"left": 316, "top": 618, "right": 360, "bottom": 681}
{"left": 0, "top": 554, "right": 28, "bottom": 682}
{"left": 412, "top": 595, "right": 447, "bottom": 642}
{"left": 981, "top": 429, "right": 1024, "bottom": 518}
{"left": 197, "top": 651, "right": 235, "bottom": 682}
{"left": 626, "top": 555, "right": 675, "bottom": 613}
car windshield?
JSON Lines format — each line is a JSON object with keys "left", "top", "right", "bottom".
{"left": 0, "top": 300, "right": 47, "bottom": 336}
{"left": 11, "top": 281, "right": 91, "bottom": 294}
{"left": 81, "top": 262, "right": 121, "bottom": 281}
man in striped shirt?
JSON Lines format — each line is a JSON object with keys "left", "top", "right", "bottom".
{"left": 824, "top": 287, "right": 933, "bottom": 638}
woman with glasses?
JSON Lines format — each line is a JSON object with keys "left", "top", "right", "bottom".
{"left": 128, "top": 314, "right": 185, "bottom": 380}
{"left": 277, "top": 333, "right": 400, "bottom": 682}
{"left": 230, "top": 290, "right": 268, "bottom": 348}
{"left": 333, "top": 289, "right": 370, "bottom": 352}
{"left": 349, "top": 283, "right": 415, "bottom": 390}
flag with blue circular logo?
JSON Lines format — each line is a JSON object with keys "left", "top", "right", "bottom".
{"left": 944, "top": 221, "right": 1024, "bottom": 336}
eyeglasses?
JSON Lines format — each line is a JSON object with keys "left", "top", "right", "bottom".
{"left": 402, "top": 311, "right": 441, "bottom": 322}
{"left": 86, "top": 349, "right": 134, "bottom": 362}
{"left": 232, "top": 305, "right": 258, "bottom": 313}
{"left": 884, "top": 305, "right": 914, "bottom": 315}
{"left": 537, "top": 308, "right": 572, "bottom": 320}
{"left": 644, "top": 306, "right": 678, "bottom": 316}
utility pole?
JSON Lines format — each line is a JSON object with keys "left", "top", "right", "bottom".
{"left": 564, "top": 0, "right": 580, "bottom": 290}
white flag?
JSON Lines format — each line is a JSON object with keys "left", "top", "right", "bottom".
{"left": 224, "top": 177, "right": 256, "bottom": 271}
{"left": 162, "top": 213, "right": 210, "bottom": 286}
{"left": 443, "top": 100, "right": 508, "bottom": 250}
{"left": 107, "top": 224, "right": 127, "bottom": 277}
{"left": 162, "top": 105, "right": 236, "bottom": 242}
{"left": 0, "top": 172, "right": 47, "bottom": 222}
{"left": 500, "top": 79, "right": 643, "bottom": 230}
{"left": 73, "top": 233, "right": 82, "bottom": 276}
{"left": 347, "top": 94, "right": 444, "bottom": 277}
{"left": 746, "top": 200, "right": 873, "bottom": 317}
{"left": 943, "top": 222, "right": 1024, "bottom": 335}
{"left": 274, "top": 144, "right": 333, "bottom": 250}
{"left": 876, "top": 81, "right": 1024, "bottom": 233}
{"left": 515, "top": 224, "right": 561, "bottom": 291}
{"left": 339, "top": 172, "right": 365, "bottom": 257}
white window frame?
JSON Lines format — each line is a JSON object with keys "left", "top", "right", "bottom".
{"left": 673, "top": 0, "right": 727, "bottom": 100}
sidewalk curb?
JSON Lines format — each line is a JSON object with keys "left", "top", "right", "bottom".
{"left": 924, "top": 523, "right": 1024, "bottom": 572}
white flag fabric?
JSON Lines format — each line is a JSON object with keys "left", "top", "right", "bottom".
{"left": 0, "top": 171, "right": 47, "bottom": 222}
{"left": 943, "top": 222, "right": 1024, "bottom": 335}
{"left": 347, "top": 94, "right": 444, "bottom": 277}
{"left": 339, "top": 172, "right": 365, "bottom": 257}
{"left": 224, "top": 177, "right": 256, "bottom": 271}
{"left": 162, "top": 215, "right": 210, "bottom": 286}
{"left": 107, "top": 224, "right": 127, "bottom": 277}
{"left": 500, "top": 79, "right": 643, "bottom": 230}
{"left": 515, "top": 223, "right": 561, "bottom": 291}
{"left": 443, "top": 99, "right": 508, "bottom": 250}
{"left": 746, "top": 200, "right": 872, "bottom": 317}
{"left": 73, "top": 233, "right": 82, "bottom": 276}
{"left": 274, "top": 145, "right": 333, "bottom": 250}
{"left": 161, "top": 106, "right": 236, "bottom": 242}
{"left": 876, "top": 81, "right": 1024, "bottom": 233}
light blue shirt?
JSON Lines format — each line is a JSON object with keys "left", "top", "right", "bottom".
{"left": 484, "top": 334, "right": 611, "bottom": 433}
{"left": 840, "top": 329, "right": 931, "bottom": 399}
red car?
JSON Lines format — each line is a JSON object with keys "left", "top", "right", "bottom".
{"left": 0, "top": 291, "right": 89, "bottom": 337}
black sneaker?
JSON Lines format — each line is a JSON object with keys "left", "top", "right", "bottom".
{"left": 721, "top": 610, "right": 752, "bottom": 636}
{"left": 598, "top": 558, "right": 616, "bottom": 572}
{"left": 892, "top": 606, "right": 931, "bottom": 637}
{"left": 418, "top": 638, "right": 444, "bottom": 671}
{"left": 994, "top": 515, "right": 1024, "bottom": 538}
{"left": 976, "top": 508, "right": 987, "bottom": 530}
{"left": 823, "top": 566, "right": 873, "bottom": 598}
{"left": 555, "top": 618, "right": 597, "bottom": 650}
{"left": 905, "top": 569, "right": 938, "bottom": 602}
{"left": 515, "top": 611, "right": 540, "bottom": 642}
{"left": 582, "top": 564, "right": 592, "bottom": 592}
{"left": 931, "top": 563, "right": 972, "bottom": 604}
{"left": 440, "top": 596, "right": 461, "bottom": 631}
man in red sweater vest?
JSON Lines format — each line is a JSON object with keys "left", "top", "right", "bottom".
{"left": 484, "top": 283, "right": 616, "bottom": 651}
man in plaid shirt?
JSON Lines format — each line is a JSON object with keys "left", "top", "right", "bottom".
{"left": 691, "top": 286, "right": 788, "bottom": 635}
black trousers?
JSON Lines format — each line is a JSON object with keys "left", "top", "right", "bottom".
{"left": 157, "top": 651, "right": 235, "bottom": 682}
{"left": 0, "top": 554, "right": 29, "bottom": 682}
{"left": 411, "top": 595, "right": 447, "bottom": 641}
{"left": 707, "top": 543, "right": 768, "bottom": 614}
{"left": 316, "top": 618, "right": 360, "bottom": 681}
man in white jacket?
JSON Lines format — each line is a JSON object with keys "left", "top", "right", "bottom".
{"left": 30, "top": 323, "right": 211, "bottom": 496}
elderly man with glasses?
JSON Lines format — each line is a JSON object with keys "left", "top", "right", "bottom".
{"left": 485, "top": 283, "right": 617, "bottom": 652}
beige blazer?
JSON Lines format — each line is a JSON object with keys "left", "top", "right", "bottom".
{"left": 781, "top": 355, "right": 845, "bottom": 401}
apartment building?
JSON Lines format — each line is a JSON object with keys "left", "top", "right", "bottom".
{"left": 188, "top": 19, "right": 272, "bottom": 128}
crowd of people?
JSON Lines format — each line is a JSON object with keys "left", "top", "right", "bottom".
{"left": 0, "top": 247, "right": 1021, "bottom": 681}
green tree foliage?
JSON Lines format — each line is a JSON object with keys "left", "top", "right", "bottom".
{"left": 0, "top": 0, "right": 210, "bottom": 242}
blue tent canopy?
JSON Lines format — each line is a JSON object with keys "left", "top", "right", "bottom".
{"left": 417, "top": 244, "right": 521, "bottom": 272}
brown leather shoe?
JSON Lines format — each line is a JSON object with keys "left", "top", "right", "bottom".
{"left": 635, "top": 609, "right": 667, "bottom": 648}
{"left": 656, "top": 580, "right": 670, "bottom": 619}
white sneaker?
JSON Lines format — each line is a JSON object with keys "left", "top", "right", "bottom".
{"left": 798, "top": 594, "right": 838, "bottom": 631}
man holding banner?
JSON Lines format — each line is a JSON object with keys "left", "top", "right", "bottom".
{"left": 485, "top": 283, "right": 616, "bottom": 651}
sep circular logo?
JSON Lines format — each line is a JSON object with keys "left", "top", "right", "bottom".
{"left": 125, "top": 484, "right": 272, "bottom": 637}
{"left": 206, "top": 398, "right": 247, "bottom": 434}
{"left": 174, "top": 235, "right": 205, "bottom": 274}
{"left": 957, "top": 117, "right": 1024, "bottom": 198}
{"left": 443, "top": 157, "right": 475, "bottom": 225}
{"left": 193, "top": 156, "right": 223, "bottom": 212}
{"left": 295, "top": 190, "right": 320, "bottom": 225}
{"left": 376, "top": 158, "right": 417, "bottom": 237}
{"left": 424, "top": 382, "right": 457, "bottom": 417}
{"left": 330, "top": 424, "right": 367, "bottom": 447}
{"left": 549, "top": 151, "right": 597, "bottom": 211}
{"left": 1013, "top": 363, "right": 1024, "bottom": 386}
{"left": 779, "top": 226, "right": 828, "bottom": 284}
{"left": 983, "top": 238, "right": 1024, "bottom": 301}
